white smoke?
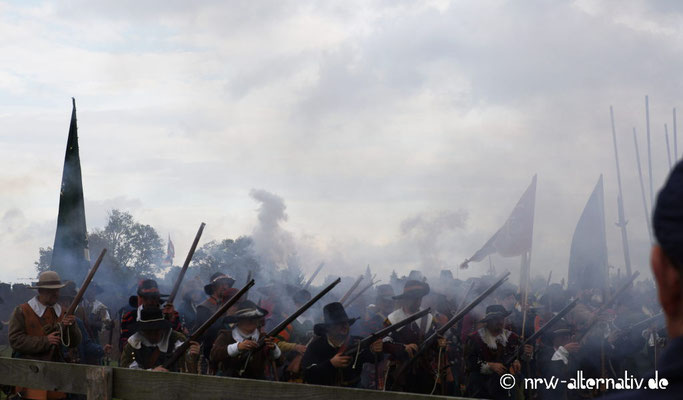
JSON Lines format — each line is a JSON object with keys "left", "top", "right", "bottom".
{"left": 249, "top": 189, "right": 298, "bottom": 270}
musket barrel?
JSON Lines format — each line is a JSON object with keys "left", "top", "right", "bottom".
{"left": 343, "top": 308, "right": 430, "bottom": 357}
{"left": 339, "top": 275, "right": 363, "bottom": 304}
{"left": 163, "top": 279, "right": 254, "bottom": 369}
{"left": 66, "top": 248, "right": 107, "bottom": 316}
{"left": 167, "top": 223, "right": 206, "bottom": 304}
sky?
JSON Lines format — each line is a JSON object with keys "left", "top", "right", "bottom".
{"left": 1, "top": 0, "right": 682, "bottom": 285}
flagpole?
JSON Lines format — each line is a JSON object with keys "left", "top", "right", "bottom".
{"left": 674, "top": 108, "right": 678, "bottom": 162}
{"left": 646, "top": 95, "right": 654, "bottom": 206}
{"left": 665, "top": 124, "right": 673, "bottom": 171}
{"left": 634, "top": 128, "right": 654, "bottom": 243}
{"left": 610, "top": 107, "right": 633, "bottom": 278}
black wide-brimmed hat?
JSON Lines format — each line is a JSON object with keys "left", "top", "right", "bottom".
{"left": 480, "top": 304, "right": 512, "bottom": 322}
{"left": 393, "top": 280, "right": 430, "bottom": 300}
{"left": 128, "top": 279, "right": 168, "bottom": 308}
{"left": 134, "top": 306, "right": 171, "bottom": 331}
{"left": 224, "top": 300, "right": 268, "bottom": 323}
{"left": 376, "top": 284, "right": 395, "bottom": 300}
{"left": 313, "top": 302, "right": 358, "bottom": 335}
{"left": 204, "top": 272, "right": 236, "bottom": 296}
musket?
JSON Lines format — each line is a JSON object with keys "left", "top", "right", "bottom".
{"left": 615, "top": 313, "right": 664, "bottom": 338}
{"left": 339, "top": 275, "right": 363, "bottom": 304}
{"left": 391, "top": 271, "right": 510, "bottom": 389}
{"left": 240, "top": 278, "right": 342, "bottom": 375}
{"left": 167, "top": 223, "right": 206, "bottom": 304}
{"left": 343, "top": 308, "right": 431, "bottom": 358}
{"left": 343, "top": 275, "right": 377, "bottom": 308}
{"left": 65, "top": 249, "right": 107, "bottom": 316}
{"left": 503, "top": 297, "right": 579, "bottom": 366}
{"left": 303, "top": 262, "right": 325, "bottom": 290}
{"left": 576, "top": 271, "right": 640, "bottom": 342}
{"left": 163, "top": 279, "right": 254, "bottom": 369}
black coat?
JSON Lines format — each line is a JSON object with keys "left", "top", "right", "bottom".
{"left": 302, "top": 334, "right": 378, "bottom": 387}
{"left": 604, "top": 336, "right": 682, "bottom": 400}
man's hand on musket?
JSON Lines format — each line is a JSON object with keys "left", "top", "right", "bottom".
{"left": 488, "top": 362, "right": 507, "bottom": 375}
{"left": 103, "top": 344, "right": 112, "bottom": 355}
{"left": 238, "top": 339, "right": 258, "bottom": 352}
{"left": 330, "top": 353, "right": 351, "bottom": 368}
{"left": 437, "top": 336, "right": 447, "bottom": 349}
{"left": 404, "top": 343, "right": 418, "bottom": 357}
{"left": 295, "top": 344, "right": 307, "bottom": 354}
{"left": 47, "top": 331, "right": 61, "bottom": 346}
{"left": 152, "top": 366, "right": 169, "bottom": 372}
{"left": 263, "top": 336, "right": 276, "bottom": 350}
{"left": 370, "top": 338, "right": 383, "bottom": 353}
{"left": 512, "top": 360, "right": 522, "bottom": 374}
{"left": 564, "top": 342, "right": 580, "bottom": 353}
{"left": 61, "top": 315, "right": 76, "bottom": 327}
{"left": 188, "top": 341, "right": 200, "bottom": 356}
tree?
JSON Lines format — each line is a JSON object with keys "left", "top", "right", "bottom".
{"left": 192, "top": 236, "right": 260, "bottom": 284}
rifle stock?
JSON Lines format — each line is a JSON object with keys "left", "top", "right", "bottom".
{"left": 163, "top": 279, "right": 254, "bottom": 369}
{"left": 167, "top": 222, "right": 206, "bottom": 304}
{"left": 66, "top": 248, "right": 107, "bottom": 316}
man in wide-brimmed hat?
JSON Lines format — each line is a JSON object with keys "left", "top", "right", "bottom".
{"left": 120, "top": 306, "right": 199, "bottom": 373}
{"left": 535, "top": 320, "right": 580, "bottom": 400}
{"left": 210, "top": 300, "right": 280, "bottom": 379}
{"left": 302, "top": 302, "right": 383, "bottom": 387}
{"left": 78, "top": 281, "right": 112, "bottom": 347}
{"left": 464, "top": 304, "right": 533, "bottom": 399}
{"left": 8, "top": 271, "right": 82, "bottom": 400}
{"left": 383, "top": 279, "right": 443, "bottom": 393}
{"left": 119, "top": 279, "right": 182, "bottom": 352}
{"left": 194, "top": 273, "right": 238, "bottom": 373}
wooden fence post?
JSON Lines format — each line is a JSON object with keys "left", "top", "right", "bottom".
{"left": 86, "top": 366, "right": 112, "bottom": 400}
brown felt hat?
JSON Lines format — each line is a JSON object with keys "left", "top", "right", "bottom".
{"left": 30, "top": 271, "right": 67, "bottom": 290}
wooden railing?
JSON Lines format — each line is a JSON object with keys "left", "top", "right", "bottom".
{"left": 0, "top": 357, "right": 471, "bottom": 400}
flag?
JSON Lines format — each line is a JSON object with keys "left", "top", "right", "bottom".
{"left": 51, "top": 98, "right": 90, "bottom": 281}
{"left": 164, "top": 235, "right": 175, "bottom": 266}
{"left": 460, "top": 175, "right": 537, "bottom": 268}
{"left": 568, "top": 175, "right": 608, "bottom": 291}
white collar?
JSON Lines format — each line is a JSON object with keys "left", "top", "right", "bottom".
{"left": 232, "top": 327, "right": 259, "bottom": 343}
{"left": 127, "top": 328, "right": 173, "bottom": 352}
{"left": 28, "top": 296, "right": 62, "bottom": 318}
{"left": 478, "top": 327, "right": 511, "bottom": 350}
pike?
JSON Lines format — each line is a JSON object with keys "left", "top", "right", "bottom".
{"left": 240, "top": 277, "right": 342, "bottom": 375}
{"left": 343, "top": 308, "right": 431, "bottom": 366}
{"left": 303, "top": 262, "right": 325, "bottom": 290}
{"left": 343, "top": 275, "right": 377, "bottom": 308}
{"left": 391, "top": 271, "right": 510, "bottom": 389}
{"left": 634, "top": 128, "right": 654, "bottom": 243}
{"left": 163, "top": 279, "right": 255, "bottom": 369}
{"left": 503, "top": 297, "right": 580, "bottom": 366}
{"left": 338, "top": 275, "right": 363, "bottom": 304}
{"left": 610, "top": 106, "right": 633, "bottom": 277}
{"left": 167, "top": 222, "right": 206, "bottom": 305}
{"left": 576, "top": 271, "right": 640, "bottom": 342}
{"left": 65, "top": 248, "right": 107, "bottom": 316}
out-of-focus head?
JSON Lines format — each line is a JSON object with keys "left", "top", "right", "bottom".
{"left": 481, "top": 304, "right": 510, "bottom": 335}
{"left": 315, "top": 302, "right": 357, "bottom": 340}
{"left": 375, "top": 284, "right": 395, "bottom": 313}
{"left": 225, "top": 300, "right": 268, "bottom": 336}
{"left": 652, "top": 161, "right": 683, "bottom": 337}
{"left": 393, "top": 280, "right": 429, "bottom": 312}
{"left": 136, "top": 306, "right": 171, "bottom": 344}
{"left": 58, "top": 281, "right": 78, "bottom": 308}
{"left": 32, "top": 271, "right": 67, "bottom": 306}
{"left": 204, "top": 273, "right": 235, "bottom": 298}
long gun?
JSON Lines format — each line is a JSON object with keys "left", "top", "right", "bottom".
{"left": 343, "top": 276, "right": 377, "bottom": 308}
{"left": 391, "top": 271, "right": 510, "bottom": 389}
{"left": 576, "top": 271, "right": 640, "bottom": 342}
{"left": 163, "top": 279, "right": 254, "bottom": 369}
{"left": 503, "top": 297, "right": 580, "bottom": 366}
{"left": 167, "top": 223, "right": 206, "bottom": 304}
{"left": 343, "top": 308, "right": 431, "bottom": 358}
{"left": 615, "top": 313, "right": 664, "bottom": 338}
{"left": 303, "top": 262, "right": 325, "bottom": 290}
{"left": 65, "top": 249, "right": 107, "bottom": 316}
{"left": 339, "top": 275, "right": 363, "bottom": 304}
{"left": 239, "top": 278, "right": 341, "bottom": 375}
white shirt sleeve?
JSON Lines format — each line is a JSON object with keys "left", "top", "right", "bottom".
{"left": 227, "top": 343, "right": 241, "bottom": 357}
{"left": 270, "top": 344, "right": 282, "bottom": 360}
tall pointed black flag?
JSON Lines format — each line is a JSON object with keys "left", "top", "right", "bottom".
{"left": 51, "top": 98, "right": 90, "bottom": 281}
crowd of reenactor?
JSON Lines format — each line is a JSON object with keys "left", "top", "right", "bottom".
{"left": 3, "top": 262, "right": 665, "bottom": 399}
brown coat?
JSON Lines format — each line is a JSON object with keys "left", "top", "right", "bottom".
{"left": 8, "top": 303, "right": 81, "bottom": 360}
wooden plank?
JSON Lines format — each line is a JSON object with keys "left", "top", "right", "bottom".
{"left": 0, "top": 357, "right": 91, "bottom": 394}
{"left": 113, "top": 368, "right": 462, "bottom": 400}
{"left": 86, "top": 366, "right": 113, "bottom": 400}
